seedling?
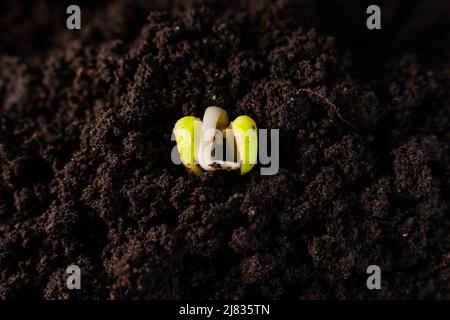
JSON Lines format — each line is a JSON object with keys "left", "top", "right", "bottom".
{"left": 172, "top": 106, "right": 258, "bottom": 175}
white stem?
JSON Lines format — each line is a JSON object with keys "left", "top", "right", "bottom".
{"left": 198, "top": 107, "right": 241, "bottom": 171}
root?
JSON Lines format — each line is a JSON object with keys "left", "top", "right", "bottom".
{"left": 298, "top": 88, "right": 372, "bottom": 140}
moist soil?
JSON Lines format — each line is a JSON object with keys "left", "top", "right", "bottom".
{"left": 0, "top": 0, "right": 449, "bottom": 299}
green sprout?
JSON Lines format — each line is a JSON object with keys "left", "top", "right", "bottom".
{"left": 173, "top": 115, "right": 201, "bottom": 175}
{"left": 230, "top": 115, "right": 258, "bottom": 175}
{"left": 173, "top": 107, "right": 258, "bottom": 175}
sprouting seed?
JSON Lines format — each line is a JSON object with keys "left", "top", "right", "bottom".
{"left": 173, "top": 106, "right": 258, "bottom": 175}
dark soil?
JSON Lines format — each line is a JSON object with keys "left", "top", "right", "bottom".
{"left": 0, "top": 0, "right": 449, "bottom": 299}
